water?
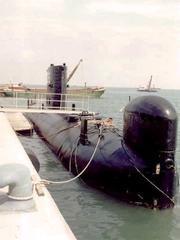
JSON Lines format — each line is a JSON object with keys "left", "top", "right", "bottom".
{"left": 19, "top": 88, "right": 180, "bottom": 240}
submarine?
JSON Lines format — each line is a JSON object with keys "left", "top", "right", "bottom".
{"left": 26, "top": 63, "right": 179, "bottom": 209}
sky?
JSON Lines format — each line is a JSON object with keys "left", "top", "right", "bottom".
{"left": 0, "top": 0, "right": 180, "bottom": 89}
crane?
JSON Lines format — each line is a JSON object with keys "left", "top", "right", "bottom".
{"left": 66, "top": 59, "right": 83, "bottom": 83}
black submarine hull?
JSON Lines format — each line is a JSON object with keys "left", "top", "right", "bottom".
{"left": 26, "top": 95, "right": 179, "bottom": 209}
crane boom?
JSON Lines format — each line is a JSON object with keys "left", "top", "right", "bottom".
{"left": 66, "top": 59, "right": 83, "bottom": 83}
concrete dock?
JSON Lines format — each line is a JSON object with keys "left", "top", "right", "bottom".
{"left": 6, "top": 112, "right": 33, "bottom": 135}
{"left": 0, "top": 112, "right": 77, "bottom": 240}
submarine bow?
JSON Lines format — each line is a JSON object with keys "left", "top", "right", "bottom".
{"left": 26, "top": 95, "right": 178, "bottom": 209}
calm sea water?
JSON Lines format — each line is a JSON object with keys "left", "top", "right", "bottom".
{"left": 19, "top": 88, "right": 180, "bottom": 240}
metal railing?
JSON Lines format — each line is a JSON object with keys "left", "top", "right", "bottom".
{"left": 0, "top": 90, "right": 91, "bottom": 114}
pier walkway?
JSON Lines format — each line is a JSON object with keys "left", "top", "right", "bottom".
{"left": 0, "top": 112, "right": 77, "bottom": 240}
{"left": 0, "top": 91, "right": 97, "bottom": 239}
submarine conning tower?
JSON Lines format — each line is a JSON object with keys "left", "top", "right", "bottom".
{"left": 46, "top": 63, "right": 67, "bottom": 108}
{"left": 123, "top": 95, "right": 178, "bottom": 164}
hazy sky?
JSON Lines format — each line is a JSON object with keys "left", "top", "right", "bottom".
{"left": 0, "top": 0, "right": 180, "bottom": 89}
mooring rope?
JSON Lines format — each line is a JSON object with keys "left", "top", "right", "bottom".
{"left": 121, "top": 140, "right": 175, "bottom": 205}
{"left": 38, "top": 126, "right": 103, "bottom": 185}
{"left": 22, "top": 122, "right": 174, "bottom": 205}
{"left": 47, "top": 123, "right": 80, "bottom": 139}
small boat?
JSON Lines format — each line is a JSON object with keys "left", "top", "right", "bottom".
{"left": 137, "top": 75, "right": 158, "bottom": 92}
{"left": 0, "top": 83, "right": 30, "bottom": 97}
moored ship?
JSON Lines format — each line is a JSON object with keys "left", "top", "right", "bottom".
{"left": 26, "top": 62, "right": 179, "bottom": 209}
